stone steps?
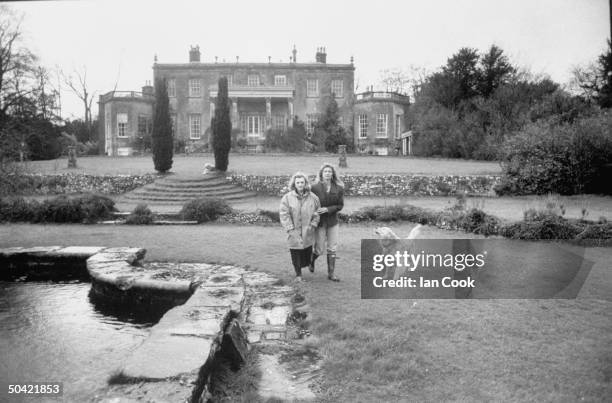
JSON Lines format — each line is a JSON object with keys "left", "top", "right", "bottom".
{"left": 118, "top": 173, "right": 256, "bottom": 205}
{"left": 130, "top": 183, "right": 243, "bottom": 195}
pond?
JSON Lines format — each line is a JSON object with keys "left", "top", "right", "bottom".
{"left": 0, "top": 280, "right": 155, "bottom": 402}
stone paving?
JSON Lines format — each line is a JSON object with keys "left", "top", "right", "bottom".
{"left": 0, "top": 245, "right": 316, "bottom": 402}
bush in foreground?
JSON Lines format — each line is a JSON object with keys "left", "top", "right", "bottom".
{"left": 181, "top": 198, "right": 233, "bottom": 223}
{"left": 125, "top": 204, "right": 155, "bottom": 225}
{"left": 0, "top": 194, "right": 115, "bottom": 223}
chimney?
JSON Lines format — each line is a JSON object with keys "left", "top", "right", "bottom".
{"left": 292, "top": 45, "right": 297, "bottom": 63}
{"left": 142, "top": 81, "right": 154, "bottom": 96}
{"left": 189, "top": 45, "right": 201, "bottom": 62}
{"left": 316, "top": 46, "right": 327, "bottom": 63}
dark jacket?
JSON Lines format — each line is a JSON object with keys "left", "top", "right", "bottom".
{"left": 311, "top": 182, "right": 344, "bottom": 228}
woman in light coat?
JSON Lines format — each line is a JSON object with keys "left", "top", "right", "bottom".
{"left": 279, "top": 172, "right": 321, "bottom": 282}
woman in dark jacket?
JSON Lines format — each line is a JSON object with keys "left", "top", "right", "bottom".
{"left": 310, "top": 163, "right": 344, "bottom": 281}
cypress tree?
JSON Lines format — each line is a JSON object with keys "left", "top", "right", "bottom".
{"left": 212, "top": 77, "right": 232, "bottom": 171}
{"left": 151, "top": 77, "right": 173, "bottom": 173}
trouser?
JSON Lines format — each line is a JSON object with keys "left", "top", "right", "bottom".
{"left": 314, "top": 224, "right": 339, "bottom": 256}
{"left": 289, "top": 246, "right": 312, "bottom": 276}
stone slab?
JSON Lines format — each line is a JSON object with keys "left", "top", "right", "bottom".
{"left": 121, "top": 334, "right": 215, "bottom": 380}
{"left": 185, "top": 286, "right": 245, "bottom": 312}
{"left": 247, "top": 305, "right": 292, "bottom": 326}
{"left": 55, "top": 246, "right": 106, "bottom": 258}
{"left": 0, "top": 246, "right": 63, "bottom": 256}
{"left": 242, "top": 271, "right": 280, "bottom": 287}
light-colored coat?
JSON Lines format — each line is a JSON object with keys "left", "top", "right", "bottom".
{"left": 279, "top": 190, "right": 321, "bottom": 249}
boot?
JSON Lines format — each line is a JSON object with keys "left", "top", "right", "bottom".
{"left": 309, "top": 253, "right": 318, "bottom": 273}
{"left": 327, "top": 253, "right": 340, "bottom": 282}
{"left": 293, "top": 260, "right": 303, "bottom": 281}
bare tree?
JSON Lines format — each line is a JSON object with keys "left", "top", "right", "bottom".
{"left": 62, "top": 66, "right": 96, "bottom": 138}
{"left": 570, "top": 62, "right": 602, "bottom": 100}
{"left": 0, "top": 5, "right": 37, "bottom": 120}
{"left": 378, "top": 65, "right": 429, "bottom": 100}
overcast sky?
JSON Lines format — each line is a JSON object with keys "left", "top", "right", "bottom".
{"left": 7, "top": 0, "right": 610, "bottom": 120}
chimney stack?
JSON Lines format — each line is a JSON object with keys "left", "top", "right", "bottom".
{"left": 189, "top": 45, "right": 201, "bottom": 62}
{"left": 315, "top": 46, "right": 327, "bottom": 63}
{"left": 142, "top": 81, "right": 154, "bottom": 96}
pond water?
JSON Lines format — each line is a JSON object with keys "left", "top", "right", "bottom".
{"left": 0, "top": 281, "right": 154, "bottom": 402}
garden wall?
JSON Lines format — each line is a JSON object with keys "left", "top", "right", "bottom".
{"left": 9, "top": 173, "right": 158, "bottom": 195}
{"left": 228, "top": 174, "right": 501, "bottom": 197}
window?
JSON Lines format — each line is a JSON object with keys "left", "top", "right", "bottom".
{"left": 167, "top": 79, "right": 176, "bottom": 97}
{"left": 395, "top": 114, "right": 402, "bottom": 139}
{"left": 248, "top": 75, "right": 260, "bottom": 86}
{"left": 137, "top": 116, "right": 151, "bottom": 136}
{"left": 189, "top": 114, "right": 201, "bottom": 139}
{"left": 170, "top": 114, "right": 177, "bottom": 135}
{"left": 358, "top": 114, "right": 368, "bottom": 138}
{"left": 117, "top": 113, "right": 128, "bottom": 137}
{"left": 247, "top": 115, "right": 261, "bottom": 136}
{"left": 306, "top": 114, "right": 319, "bottom": 136}
{"left": 331, "top": 80, "right": 343, "bottom": 98}
{"left": 307, "top": 79, "right": 318, "bottom": 97}
{"left": 273, "top": 114, "right": 286, "bottom": 131}
{"left": 226, "top": 75, "right": 233, "bottom": 86}
{"left": 376, "top": 113, "right": 388, "bottom": 137}
{"left": 274, "top": 75, "right": 287, "bottom": 86}
{"left": 189, "top": 79, "right": 201, "bottom": 97}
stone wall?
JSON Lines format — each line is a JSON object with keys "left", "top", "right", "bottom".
{"left": 12, "top": 173, "right": 157, "bottom": 195}
{"left": 228, "top": 174, "right": 501, "bottom": 197}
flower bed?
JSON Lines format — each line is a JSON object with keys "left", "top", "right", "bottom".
{"left": 228, "top": 174, "right": 501, "bottom": 197}
{"left": 10, "top": 173, "right": 158, "bottom": 195}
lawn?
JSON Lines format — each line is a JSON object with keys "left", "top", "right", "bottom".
{"left": 22, "top": 153, "right": 502, "bottom": 176}
{"left": 1, "top": 223, "right": 610, "bottom": 402}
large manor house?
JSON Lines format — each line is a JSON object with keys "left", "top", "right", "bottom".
{"left": 98, "top": 46, "right": 411, "bottom": 156}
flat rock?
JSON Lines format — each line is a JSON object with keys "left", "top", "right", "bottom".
{"left": 185, "top": 286, "right": 245, "bottom": 312}
{"left": 55, "top": 246, "right": 106, "bottom": 258}
{"left": 242, "top": 271, "right": 280, "bottom": 287}
{"left": 121, "top": 333, "right": 215, "bottom": 380}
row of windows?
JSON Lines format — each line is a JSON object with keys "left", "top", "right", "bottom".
{"left": 165, "top": 78, "right": 344, "bottom": 98}
{"left": 358, "top": 114, "right": 403, "bottom": 138}
{"left": 117, "top": 111, "right": 354, "bottom": 140}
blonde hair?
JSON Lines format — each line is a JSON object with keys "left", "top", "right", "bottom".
{"left": 288, "top": 171, "right": 311, "bottom": 192}
{"left": 317, "top": 162, "right": 344, "bottom": 187}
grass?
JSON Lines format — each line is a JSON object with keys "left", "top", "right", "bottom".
{"left": 1, "top": 222, "right": 611, "bottom": 402}
{"left": 21, "top": 153, "right": 502, "bottom": 176}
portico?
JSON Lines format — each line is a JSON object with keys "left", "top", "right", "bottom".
{"left": 209, "top": 85, "right": 295, "bottom": 138}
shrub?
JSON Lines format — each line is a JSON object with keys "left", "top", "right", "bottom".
{"left": 457, "top": 208, "right": 501, "bottom": 236}
{"left": 497, "top": 114, "right": 612, "bottom": 195}
{"left": 257, "top": 209, "right": 280, "bottom": 222}
{"left": 37, "top": 195, "right": 83, "bottom": 223}
{"left": 500, "top": 214, "right": 582, "bottom": 240}
{"left": 181, "top": 198, "right": 233, "bottom": 223}
{"left": 575, "top": 223, "right": 612, "bottom": 240}
{"left": 34, "top": 194, "right": 115, "bottom": 223}
{"left": 125, "top": 204, "right": 155, "bottom": 225}
{"left": 77, "top": 194, "right": 116, "bottom": 223}
{"left": 0, "top": 197, "right": 38, "bottom": 222}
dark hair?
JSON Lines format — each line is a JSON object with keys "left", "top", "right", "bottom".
{"left": 317, "top": 162, "right": 344, "bottom": 187}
